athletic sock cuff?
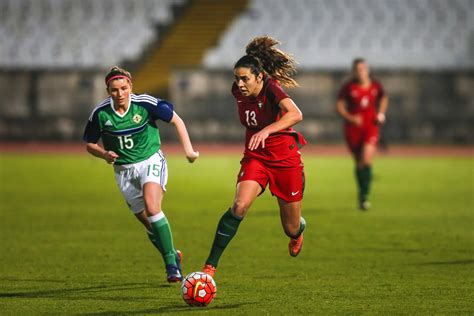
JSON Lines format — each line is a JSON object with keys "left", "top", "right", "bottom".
{"left": 148, "top": 212, "right": 165, "bottom": 223}
{"left": 226, "top": 208, "right": 243, "bottom": 221}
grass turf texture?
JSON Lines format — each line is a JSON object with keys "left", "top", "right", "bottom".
{"left": 0, "top": 153, "right": 472, "bottom": 314}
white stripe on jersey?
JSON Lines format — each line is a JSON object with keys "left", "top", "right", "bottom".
{"left": 88, "top": 97, "right": 111, "bottom": 121}
{"left": 132, "top": 96, "right": 157, "bottom": 106}
{"left": 132, "top": 94, "right": 158, "bottom": 106}
{"left": 89, "top": 94, "right": 158, "bottom": 122}
{"left": 132, "top": 93, "right": 156, "bottom": 101}
{"left": 102, "top": 121, "right": 148, "bottom": 135}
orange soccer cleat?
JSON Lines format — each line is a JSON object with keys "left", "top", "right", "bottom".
{"left": 289, "top": 233, "right": 304, "bottom": 257}
{"left": 202, "top": 264, "right": 216, "bottom": 277}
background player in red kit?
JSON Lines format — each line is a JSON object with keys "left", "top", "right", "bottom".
{"left": 202, "top": 36, "right": 307, "bottom": 276}
{"left": 336, "top": 58, "right": 389, "bottom": 210}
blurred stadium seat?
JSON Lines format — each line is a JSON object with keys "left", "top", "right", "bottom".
{"left": 0, "top": 0, "right": 184, "bottom": 69}
{"left": 203, "top": 0, "right": 474, "bottom": 70}
{"left": 0, "top": 0, "right": 472, "bottom": 143}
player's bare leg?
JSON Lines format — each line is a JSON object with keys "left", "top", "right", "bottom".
{"left": 232, "top": 180, "right": 262, "bottom": 218}
{"left": 143, "top": 182, "right": 182, "bottom": 282}
{"left": 361, "top": 142, "right": 376, "bottom": 167}
{"left": 278, "top": 198, "right": 305, "bottom": 257}
{"left": 203, "top": 180, "right": 262, "bottom": 276}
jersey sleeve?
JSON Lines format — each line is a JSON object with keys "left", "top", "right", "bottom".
{"left": 83, "top": 111, "right": 101, "bottom": 143}
{"left": 136, "top": 94, "right": 174, "bottom": 122}
{"left": 154, "top": 100, "right": 174, "bottom": 122}
{"left": 267, "top": 80, "right": 290, "bottom": 105}
{"left": 376, "top": 81, "right": 385, "bottom": 97}
{"left": 337, "top": 82, "right": 350, "bottom": 100}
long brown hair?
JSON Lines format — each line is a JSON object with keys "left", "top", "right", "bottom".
{"left": 234, "top": 36, "right": 299, "bottom": 88}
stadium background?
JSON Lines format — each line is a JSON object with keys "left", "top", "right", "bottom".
{"left": 0, "top": 1, "right": 473, "bottom": 314}
{"left": 0, "top": 0, "right": 473, "bottom": 144}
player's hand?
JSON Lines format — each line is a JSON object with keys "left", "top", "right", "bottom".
{"left": 376, "top": 112, "right": 386, "bottom": 124}
{"left": 186, "top": 151, "right": 199, "bottom": 163}
{"left": 350, "top": 115, "right": 362, "bottom": 126}
{"left": 248, "top": 130, "right": 270, "bottom": 151}
{"left": 104, "top": 150, "right": 119, "bottom": 164}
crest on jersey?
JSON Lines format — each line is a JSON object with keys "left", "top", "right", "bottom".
{"left": 132, "top": 114, "right": 142, "bottom": 124}
{"left": 258, "top": 101, "right": 263, "bottom": 109}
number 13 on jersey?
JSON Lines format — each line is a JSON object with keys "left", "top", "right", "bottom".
{"left": 245, "top": 110, "right": 258, "bottom": 126}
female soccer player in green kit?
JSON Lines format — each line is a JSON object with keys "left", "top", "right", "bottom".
{"left": 83, "top": 66, "right": 199, "bottom": 282}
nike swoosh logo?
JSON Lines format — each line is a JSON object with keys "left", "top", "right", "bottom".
{"left": 291, "top": 191, "right": 299, "bottom": 196}
{"left": 217, "top": 230, "right": 231, "bottom": 237}
{"left": 193, "top": 281, "right": 203, "bottom": 298}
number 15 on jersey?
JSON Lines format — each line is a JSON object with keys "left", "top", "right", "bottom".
{"left": 118, "top": 135, "right": 134, "bottom": 149}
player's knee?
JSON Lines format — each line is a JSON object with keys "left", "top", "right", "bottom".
{"left": 232, "top": 200, "right": 251, "bottom": 218}
{"left": 144, "top": 205, "right": 162, "bottom": 217}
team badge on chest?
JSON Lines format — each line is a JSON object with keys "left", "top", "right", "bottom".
{"left": 132, "top": 114, "right": 142, "bottom": 124}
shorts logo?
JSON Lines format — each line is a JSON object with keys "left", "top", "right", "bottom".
{"left": 132, "top": 114, "right": 142, "bottom": 124}
{"left": 240, "top": 171, "right": 245, "bottom": 177}
{"left": 291, "top": 191, "right": 299, "bottom": 196}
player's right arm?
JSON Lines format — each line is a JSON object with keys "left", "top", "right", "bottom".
{"left": 83, "top": 106, "right": 119, "bottom": 164}
{"left": 86, "top": 142, "right": 119, "bottom": 164}
{"left": 336, "top": 98, "right": 361, "bottom": 126}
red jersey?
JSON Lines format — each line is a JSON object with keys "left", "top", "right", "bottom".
{"left": 231, "top": 78, "right": 306, "bottom": 164}
{"left": 337, "top": 79, "right": 385, "bottom": 127}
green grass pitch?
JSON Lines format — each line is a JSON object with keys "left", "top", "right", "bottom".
{"left": 0, "top": 152, "right": 473, "bottom": 314}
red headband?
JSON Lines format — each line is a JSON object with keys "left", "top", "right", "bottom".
{"left": 106, "top": 75, "right": 131, "bottom": 86}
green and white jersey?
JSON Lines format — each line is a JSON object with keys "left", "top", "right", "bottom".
{"left": 83, "top": 94, "right": 174, "bottom": 165}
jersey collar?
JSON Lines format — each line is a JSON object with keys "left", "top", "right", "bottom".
{"left": 110, "top": 96, "right": 132, "bottom": 118}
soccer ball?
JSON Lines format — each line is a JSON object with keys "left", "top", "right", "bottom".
{"left": 181, "top": 271, "right": 217, "bottom": 306}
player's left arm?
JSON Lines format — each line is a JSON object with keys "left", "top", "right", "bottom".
{"left": 170, "top": 111, "right": 199, "bottom": 163}
{"left": 248, "top": 98, "right": 303, "bottom": 151}
{"left": 377, "top": 95, "right": 389, "bottom": 124}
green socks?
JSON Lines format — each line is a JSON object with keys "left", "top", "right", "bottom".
{"left": 291, "top": 217, "right": 306, "bottom": 239}
{"left": 147, "top": 230, "right": 164, "bottom": 254}
{"left": 206, "top": 209, "right": 242, "bottom": 268}
{"left": 148, "top": 212, "right": 177, "bottom": 266}
{"left": 356, "top": 165, "right": 372, "bottom": 201}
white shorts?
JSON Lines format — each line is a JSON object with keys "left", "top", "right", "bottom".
{"left": 113, "top": 150, "right": 168, "bottom": 214}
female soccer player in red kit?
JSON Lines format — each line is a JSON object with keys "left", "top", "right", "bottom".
{"left": 202, "top": 36, "right": 307, "bottom": 277}
{"left": 336, "top": 58, "right": 389, "bottom": 210}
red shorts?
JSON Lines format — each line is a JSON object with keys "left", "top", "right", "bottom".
{"left": 344, "top": 123, "right": 379, "bottom": 154}
{"left": 237, "top": 155, "right": 305, "bottom": 202}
